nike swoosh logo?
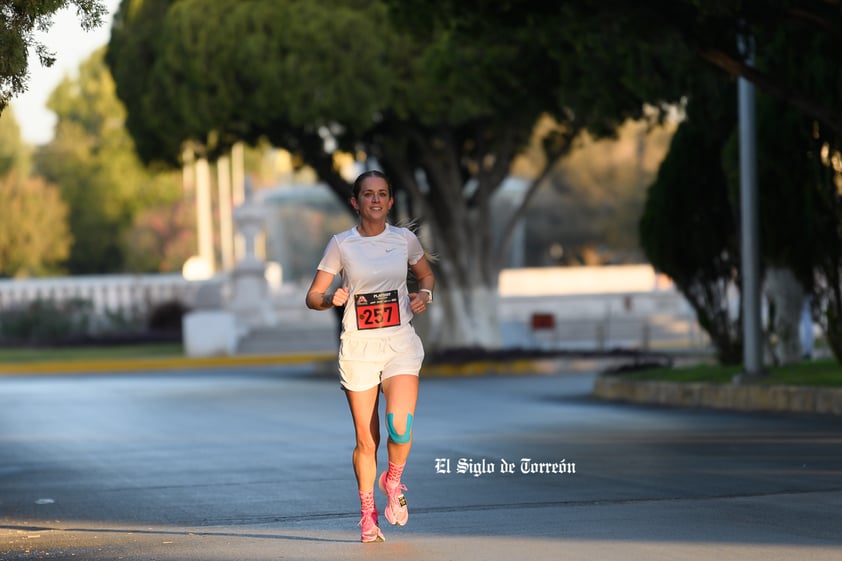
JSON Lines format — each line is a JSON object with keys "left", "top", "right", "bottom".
{"left": 385, "top": 248, "right": 396, "bottom": 253}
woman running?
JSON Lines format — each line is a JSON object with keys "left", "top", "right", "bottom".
{"left": 305, "top": 169, "right": 435, "bottom": 543}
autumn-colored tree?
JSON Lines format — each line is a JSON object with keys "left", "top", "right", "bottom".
{"left": 0, "top": 173, "right": 71, "bottom": 277}
{"left": 124, "top": 199, "right": 196, "bottom": 273}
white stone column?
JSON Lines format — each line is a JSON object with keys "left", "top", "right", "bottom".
{"left": 217, "top": 155, "right": 234, "bottom": 271}
{"left": 182, "top": 147, "right": 195, "bottom": 199}
{"left": 231, "top": 142, "right": 246, "bottom": 260}
{"left": 195, "top": 157, "right": 215, "bottom": 274}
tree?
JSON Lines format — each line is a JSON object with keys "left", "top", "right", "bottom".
{"left": 0, "top": 107, "right": 70, "bottom": 277}
{"left": 748, "top": 24, "right": 842, "bottom": 365}
{"left": 634, "top": 13, "right": 842, "bottom": 365}
{"left": 0, "top": 173, "right": 71, "bottom": 277}
{"left": 35, "top": 47, "right": 185, "bottom": 274}
{"left": 392, "top": 1, "right": 842, "bottom": 362}
{"left": 0, "top": 0, "right": 106, "bottom": 115}
{"left": 709, "top": 20, "right": 842, "bottom": 364}
{"left": 639, "top": 74, "right": 743, "bottom": 365}
{"left": 124, "top": 199, "right": 196, "bottom": 273}
{"left": 0, "top": 106, "right": 30, "bottom": 176}
{"left": 108, "top": 0, "right": 681, "bottom": 349}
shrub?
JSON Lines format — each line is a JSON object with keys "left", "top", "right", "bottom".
{"left": 0, "top": 298, "right": 94, "bottom": 344}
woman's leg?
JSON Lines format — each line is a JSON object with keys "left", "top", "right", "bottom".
{"left": 378, "top": 374, "right": 418, "bottom": 526}
{"left": 345, "top": 386, "right": 385, "bottom": 542}
{"left": 344, "top": 386, "right": 381, "bottom": 491}
{"left": 380, "top": 374, "right": 419, "bottom": 463}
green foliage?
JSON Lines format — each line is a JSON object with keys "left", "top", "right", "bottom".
{"left": 0, "top": 297, "right": 155, "bottom": 344}
{"left": 0, "top": 173, "right": 72, "bottom": 277}
{"left": 105, "top": 0, "right": 711, "bottom": 349}
{"left": 106, "top": 0, "right": 668, "bottom": 174}
{"left": 388, "top": 1, "right": 842, "bottom": 135}
{"left": 758, "top": 25, "right": 842, "bottom": 365}
{"left": 639, "top": 73, "right": 742, "bottom": 365}
{"left": 0, "top": 106, "right": 30, "bottom": 176}
{"left": 636, "top": 10, "right": 842, "bottom": 366}
{"left": 720, "top": 22, "right": 842, "bottom": 364}
{"left": 0, "top": 0, "right": 107, "bottom": 114}
{"left": 34, "top": 47, "right": 186, "bottom": 274}
{"left": 105, "top": 0, "right": 667, "bottom": 234}
{"left": 108, "top": 0, "right": 403, "bottom": 165}
{"left": 104, "top": 0, "right": 175, "bottom": 163}
{"left": 387, "top": 0, "right": 696, "bottom": 134}
{"left": 106, "top": 0, "right": 842, "bottom": 354}
{"left": 721, "top": 94, "right": 823, "bottom": 291}
{"left": 0, "top": 73, "right": 73, "bottom": 279}
{"left": 640, "top": 120, "right": 737, "bottom": 283}
{"left": 0, "top": 298, "right": 93, "bottom": 343}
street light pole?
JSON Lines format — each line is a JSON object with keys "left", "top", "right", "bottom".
{"left": 737, "top": 31, "right": 764, "bottom": 379}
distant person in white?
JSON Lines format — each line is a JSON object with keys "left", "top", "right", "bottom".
{"left": 305, "top": 170, "right": 434, "bottom": 543}
{"left": 800, "top": 297, "right": 814, "bottom": 360}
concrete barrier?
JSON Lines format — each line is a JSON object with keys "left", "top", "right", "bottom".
{"left": 182, "top": 310, "right": 238, "bottom": 357}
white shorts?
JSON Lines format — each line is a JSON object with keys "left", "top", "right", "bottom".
{"left": 338, "top": 324, "right": 424, "bottom": 392}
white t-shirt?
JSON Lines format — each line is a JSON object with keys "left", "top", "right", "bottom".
{"left": 317, "top": 224, "right": 425, "bottom": 337}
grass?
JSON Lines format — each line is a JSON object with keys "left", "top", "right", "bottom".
{"left": 616, "top": 357, "right": 842, "bottom": 387}
{"left": 0, "top": 343, "right": 183, "bottom": 364}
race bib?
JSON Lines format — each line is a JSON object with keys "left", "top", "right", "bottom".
{"left": 355, "top": 290, "right": 401, "bottom": 330}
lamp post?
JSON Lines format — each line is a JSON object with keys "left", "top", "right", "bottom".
{"left": 737, "top": 29, "right": 764, "bottom": 380}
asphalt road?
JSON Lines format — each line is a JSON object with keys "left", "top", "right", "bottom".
{"left": 1, "top": 364, "right": 841, "bottom": 560}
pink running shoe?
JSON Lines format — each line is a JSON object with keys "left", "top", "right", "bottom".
{"left": 378, "top": 471, "right": 408, "bottom": 526}
{"left": 359, "top": 509, "right": 385, "bottom": 543}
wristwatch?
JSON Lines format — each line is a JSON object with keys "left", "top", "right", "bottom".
{"left": 420, "top": 289, "right": 433, "bottom": 303}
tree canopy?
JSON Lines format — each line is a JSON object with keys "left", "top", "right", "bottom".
{"left": 106, "top": 0, "right": 842, "bottom": 354}
{"left": 107, "top": 0, "right": 674, "bottom": 347}
{"left": 0, "top": 0, "right": 107, "bottom": 114}
{"left": 388, "top": 0, "right": 842, "bottom": 136}
{"left": 107, "top": 0, "right": 405, "bottom": 167}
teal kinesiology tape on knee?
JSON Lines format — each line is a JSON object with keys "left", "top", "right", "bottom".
{"left": 386, "top": 412, "right": 413, "bottom": 444}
